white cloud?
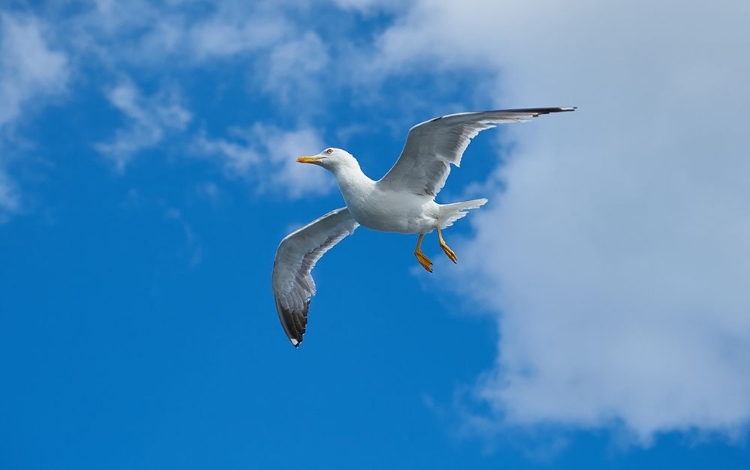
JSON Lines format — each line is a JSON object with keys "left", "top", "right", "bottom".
{"left": 0, "top": 13, "right": 69, "bottom": 220}
{"left": 64, "top": 3, "right": 338, "bottom": 109}
{"left": 160, "top": 202, "right": 202, "bottom": 267}
{"left": 0, "top": 13, "right": 69, "bottom": 127}
{"left": 261, "top": 32, "right": 330, "bottom": 105}
{"left": 194, "top": 128, "right": 260, "bottom": 176}
{"left": 189, "top": 15, "right": 291, "bottom": 60}
{"left": 196, "top": 181, "right": 222, "bottom": 204}
{"left": 3, "top": 3, "right": 343, "bottom": 200}
{"left": 256, "top": 125, "right": 334, "bottom": 199}
{"left": 194, "top": 124, "right": 333, "bottom": 199}
{"left": 332, "top": 0, "right": 405, "bottom": 15}
{"left": 73, "top": 1, "right": 294, "bottom": 66}
{"left": 95, "top": 80, "right": 192, "bottom": 171}
{"left": 0, "top": 168, "right": 19, "bottom": 222}
{"left": 368, "top": 0, "right": 750, "bottom": 444}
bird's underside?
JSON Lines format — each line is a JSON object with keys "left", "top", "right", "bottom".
{"left": 272, "top": 106, "right": 576, "bottom": 346}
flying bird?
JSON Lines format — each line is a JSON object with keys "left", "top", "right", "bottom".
{"left": 272, "top": 107, "right": 575, "bottom": 347}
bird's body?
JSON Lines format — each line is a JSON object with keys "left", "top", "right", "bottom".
{"left": 328, "top": 161, "right": 475, "bottom": 234}
{"left": 346, "top": 184, "right": 438, "bottom": 234}
{"left": 272, "top": 107, "right": 575, "bottom": 346}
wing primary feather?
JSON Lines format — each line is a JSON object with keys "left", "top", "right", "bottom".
{"left": 378, "top": 107, "right": 575, "bottom": 197}
{"left": 271, "top": 207, "right": 359, "bottom": 347}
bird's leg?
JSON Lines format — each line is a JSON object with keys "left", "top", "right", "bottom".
{"left": 414, "top": 233, "right": 433, "bottom": 273}
{"left": 437, "top": 227, "right": 457, "bottom": 263}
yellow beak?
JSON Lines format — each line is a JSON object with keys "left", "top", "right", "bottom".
{"left": 297, "top": 156, "right": 322, "bottom": 163}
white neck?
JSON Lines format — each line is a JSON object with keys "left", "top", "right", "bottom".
{"left": 330, "top": 163, "right": 375, "bottom": 207}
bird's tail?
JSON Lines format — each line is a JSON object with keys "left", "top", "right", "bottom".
{"left": 437, "top": 198, "right": 488, "bottom": 229}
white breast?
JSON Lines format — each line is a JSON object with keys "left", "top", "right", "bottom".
{"left": 347, "top": 187, "right": 439, "bottom": 234}
{"left": 332, "top": 161, "right": 440, "bottom": 234}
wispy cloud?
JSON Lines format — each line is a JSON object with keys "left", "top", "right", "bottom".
{"left": 68, "top": 1, "right": 295, "bottom": 69}
{"left": 162, "top": 205, "right": 202, "bottom": 267}
{"left": 194, "top": 128, "right": 259, "bottom": 176}
{"left": 372, "top": 0, "right": 750, "bottom": 444}
{"left": 95, "top": 80, "right": 192, "bottom": 171}
{"left": 189, "top": 14, "right": 291, "bottom": 60}
{"left": 260, "top": 32, "right": 330, "bottom": 105}
{"left": 24, "top": 0, "right": 347, "bottom": 200}
{"left": 58, "top": 1, "right": 407, "bottom": 108}
{"left": 0, "top": 168, "right": 19, "bottom": 222}
{"left": 0, "top": 13, "right": 69, "bottom": 220}
{"left": 255, "top": 125, "right": 334, "bottom": 199}
{"left": 194, "top": 124, "right": 333, "bottom": 199}
{"left": 333, "top": 0, "right": 405, "bottom": 14}
{"left": 0, "top": 13, "right": 69, "bottom": 127}
{"left": 196, "top": 181, "right": 223, "bottom": 205}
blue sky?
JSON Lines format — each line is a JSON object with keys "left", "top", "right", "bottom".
{"left": 2, "top": 1, "right": 750, "bottom": 469}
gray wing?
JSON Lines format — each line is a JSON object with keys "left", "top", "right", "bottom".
{"left": 271, "top": 207, "right": 359, "bottom": 347}
{"left": 377, "top": 107, "right": 576, "bottom": 197}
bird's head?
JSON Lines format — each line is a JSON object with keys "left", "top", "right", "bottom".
{"left": 297, "top": 148, "right": 358, "bottom": 172}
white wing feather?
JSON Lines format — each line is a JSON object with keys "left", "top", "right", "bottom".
{"left": 377, "top": 107, "right": 575, "bottom": 197}
{"left": 271, "top": 207, "right": 359, "bottom": 347}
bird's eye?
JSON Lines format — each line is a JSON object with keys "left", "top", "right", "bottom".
{"left": 325, "top": 148, "right": 333, "bottom": 154}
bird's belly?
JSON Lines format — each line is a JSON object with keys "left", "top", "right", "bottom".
{"left": 348, "top": 192, "right": 438, "bottom": 234}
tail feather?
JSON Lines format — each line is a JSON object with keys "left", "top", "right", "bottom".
{"left": 438, "top": 198, "right": 488, "bottom": 229}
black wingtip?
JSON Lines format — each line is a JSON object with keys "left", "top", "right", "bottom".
{"left": 276, "top": 298, "right": 308, "bottom": 348}
{"left": 511, "top": 106, "right": 577, "bottom": 115}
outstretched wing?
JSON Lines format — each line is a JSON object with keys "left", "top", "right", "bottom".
{"left": 271, "top": 207, "right": 359, "bottom": 347}
{"left": 378, "top": 107, "right": 576, "bottom": 197}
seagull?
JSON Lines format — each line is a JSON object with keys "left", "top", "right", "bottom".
{"left": 272, "top": 107, "right": 575, "bottom": 347}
